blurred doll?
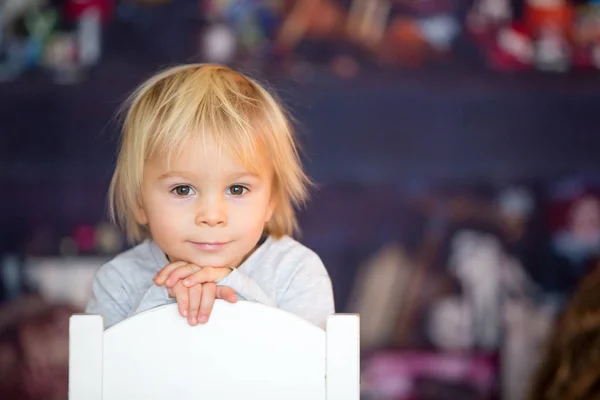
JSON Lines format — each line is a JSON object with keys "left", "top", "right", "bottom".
{"left": 525, "top": 0, "right": 574, "bottom": 71}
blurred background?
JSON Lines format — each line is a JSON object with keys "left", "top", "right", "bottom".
{"left": 2, "top": 0, "right": 600, "bottom": 399}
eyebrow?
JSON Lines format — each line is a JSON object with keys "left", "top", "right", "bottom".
{"left": 158, "top": 171, "right": 197, "bottom": 180}
{"left": 158, "top": 171, "right": 260, "bottom": 181}
{"left": 228, "top": 172, "right": 260, "bottom": 180}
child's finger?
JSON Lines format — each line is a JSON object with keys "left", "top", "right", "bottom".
{"left": 182, "top": 267, "right": 226, "bottom": 287}
{"left": 216, "top": 286, "right": 238, "bottom": 303}
{"left": 173, "top": 282, "right": 189, "bottom": 318}
{"left": 153, "top": 261, "right": 188, "bottom": 285}
{"left": 187, "top": 284, "right": 203, "bottom": 326}
{"left": 182, "top": 269, "right": 211, "bottom": 287}
{"left": 198, "top": 282, "right": 216, "bottom": 324}
{"left": 165, "top": 264, "right": 202, "bottom": 288}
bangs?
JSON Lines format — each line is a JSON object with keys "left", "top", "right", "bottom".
{"left": 134, "top": 65, "right": 269, "bottom": 172}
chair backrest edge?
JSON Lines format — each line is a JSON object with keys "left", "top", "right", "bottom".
{"left": 69, "top": 314, "right": 104, "bottom": 400}
{"left": 326, "top": 313, "right": 360, "bottom": 400}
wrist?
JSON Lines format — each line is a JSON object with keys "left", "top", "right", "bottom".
{"left": 219, "top": 266, "right": 234, "bottom": 280}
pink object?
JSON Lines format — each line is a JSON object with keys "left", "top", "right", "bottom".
{"left": 64, "top": 0, "right": 114, "bottom": 24}
{"left": 74, "top": 225, "right": 96, "bottom": 253}
{"left": 362, "top": 351, "right": 497, "bottom": 399}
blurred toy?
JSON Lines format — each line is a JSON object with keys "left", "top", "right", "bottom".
{"left": 346, "top": 243, "right": 413, "bottom": 351}
{"left": 273, "top": 0, "right": 461, "bottom": 72}
{"left": 65, "top": 0, "right": 113, "bottom": 66}
{"left": 0, "top": 0, "right": 49, "bottom": 80}
{"left": 200, "top": 0, "right": 284, "bottom": 62}
{"left": 467, "top": 0, "right": 513, "bottom": 32}
{"left": 198, "top": 0, "right": 460, "bottom": 72}
{"left": 73, "top": 225, "right": 96, "bottom": 254}
{"left": 347, "top": 0, "right": 392, "bottom": 47}
{"left": 0, "top": 0, "right": 110, "bottom": 81}
{"left": 541, "top": 181, "right": 600, "bottom": 295}
{"left": 497, "top": 187, "right": 535, "bottom": 243}
{"left": 201, "top": 21, "right": 237, "bottom": 63}
{"left": 476, "top": 0, "right": 578, "bottom": 72}
{"left": 553, "top": 194, "right": 600, "bottom": 265}
{"left": 64, "top": 0, "right": 113, "bottom": 25}
{"left": 375, "top": 0, "right": 460, "bottom": 68}
{"left": 0, "top": 36, "right": 27, "bottom": 81}
{"left": 77, "top": 5, "right": 102, "bottom": 66}
{"left": 572, "top": 2, "right": 600, "bottom": 68}
{"left": 1, "top": 0, "right": 46, "bottom": 26}
{"left": 361, "top": 352, "right": 497, "bottom": 400}
{"left": 467, "top": 0, "right": 600, "bottom": 72}
{"left": 94, "top": 222, "right": 123, "bottom": 254}
{"left": 349, "top": 0, "right": 442, "bottom": 68}
{"left": 391, "top": 15, "right": 460, "bottom": 66}
{"left": 486, "top": 20, "right": 534, "bottom": 70}
{"left": 448, "top": 230, "right": 503, "bottom": 350}
{"left": 274, "top": 0, "right": 347, "bottom": 54}
{"left": 379, "top": 16, "right": 433, "bottom": 67}
{"left": 502, "top": 295, "right": 557, "bottom": 400}
{"left": 525, "top": 0, "right": 573, "bottom": 72}
{"left": 23, "top": 5, "right": 58, "bottom": 67}
{"left": 43, "top": 32, "right": 81, "bottom": 84}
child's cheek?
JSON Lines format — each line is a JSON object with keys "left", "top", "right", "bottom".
{"left": 149, "top": 204, "right": 187, "bottom": 235}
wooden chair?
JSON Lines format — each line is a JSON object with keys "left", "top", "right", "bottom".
{"left": 69, "top": 300, "right": 360, "bottom": 400}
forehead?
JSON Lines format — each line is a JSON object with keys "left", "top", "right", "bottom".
{"left": 148, "top": 134, "right": 269, "bottom": 176}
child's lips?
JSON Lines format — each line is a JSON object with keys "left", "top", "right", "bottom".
{"left": 189, "top": 241, "right": 230, "bottom": 252}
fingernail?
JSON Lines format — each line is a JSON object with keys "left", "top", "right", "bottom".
{"left": 182, "top": 310, "right": 188, "bottom": 317}
{"left": 184, "top": 280, "right": 191, "bottom": 286}
{"left": 199, "top": 316, "right": 207, "bottom": 323}
{"left": 190, "top": 317, "right": 197, "bottom": 325}
{"left": 165, "top": 279, "right": 172, "bottom": 286}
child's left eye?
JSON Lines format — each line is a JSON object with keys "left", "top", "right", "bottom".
{"left": 226, "top": 185, "right": 248, "bottom": 196}
{"left": 172, "top": 185, "right": 196, "bottom": 196}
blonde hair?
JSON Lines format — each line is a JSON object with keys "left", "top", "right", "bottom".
{"left": 109, "top": 64, "right": 311, "bottom": 242}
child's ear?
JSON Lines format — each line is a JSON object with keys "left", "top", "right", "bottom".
{"left": 133, "top": 199, "right": 149, "bottom": 225}
{"left": 265, "top": 196, "right": 276, "bottom": 223}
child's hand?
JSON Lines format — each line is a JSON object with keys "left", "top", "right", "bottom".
{"left": 153, "top": 262, "right": 237, "bottom": 325}
{"left": 166, "top": 281, "right": 237, "bottom": 325}
{"left": 154, "top": 262, "right": 233, "bottom": 288}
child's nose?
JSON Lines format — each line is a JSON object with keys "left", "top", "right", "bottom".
{"left": 195, "top": 196, "right": 227, "bottom": 227}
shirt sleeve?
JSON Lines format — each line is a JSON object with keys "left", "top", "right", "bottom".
{"left": 217, "top": 269, "right": 276, "bottom": 307}
{"left": 277, "top": 252, "right": 335, "bottom": 330}
{"left": 133, "top": 284, "right": 174, "bottom": 316}
{"left": 85, "top": 262, "right": 132, "bottom": 329}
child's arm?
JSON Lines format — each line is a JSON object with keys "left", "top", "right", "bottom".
{"left": 215, "top": 269, "right": 277, "bottom": 307}
{"left": 85, "top": 262, "right": 132, "bottom": 329}
{"left": 152, "top": 253, "right": 334, "bottom": 329}
{"left": 276, "top": 252, "right": 335, "bottom": 330}
{"left": 155, "top": 265, "right": 277, "bottom": 307}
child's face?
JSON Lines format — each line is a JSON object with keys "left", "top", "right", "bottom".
{"left": 136, "top": 136, "right": 275, "bottom": 269}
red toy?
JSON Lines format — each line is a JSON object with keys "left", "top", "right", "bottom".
{"left": 64, "top": 0, "right": 114, "bottom": 25}
{"left": 471, "top": 0, "right": 583, "bottom": 72}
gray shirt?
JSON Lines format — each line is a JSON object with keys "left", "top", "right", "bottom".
{"left": 86, "top": 235, "right": 335, "bottom": 329}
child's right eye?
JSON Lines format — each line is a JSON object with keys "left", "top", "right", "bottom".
{"left": 171, "top": 185, "right": 196, "bottom": 197}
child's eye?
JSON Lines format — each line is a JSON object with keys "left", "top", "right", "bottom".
{"left": 226, "top": 185, "right": 248, "bottom": 196}
{"left": 172, "top": 185, "right": 196, "bottom": 197}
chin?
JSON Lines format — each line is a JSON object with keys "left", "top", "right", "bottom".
{"left": 188, "top": 255, "right": 234, "bottom": 269}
